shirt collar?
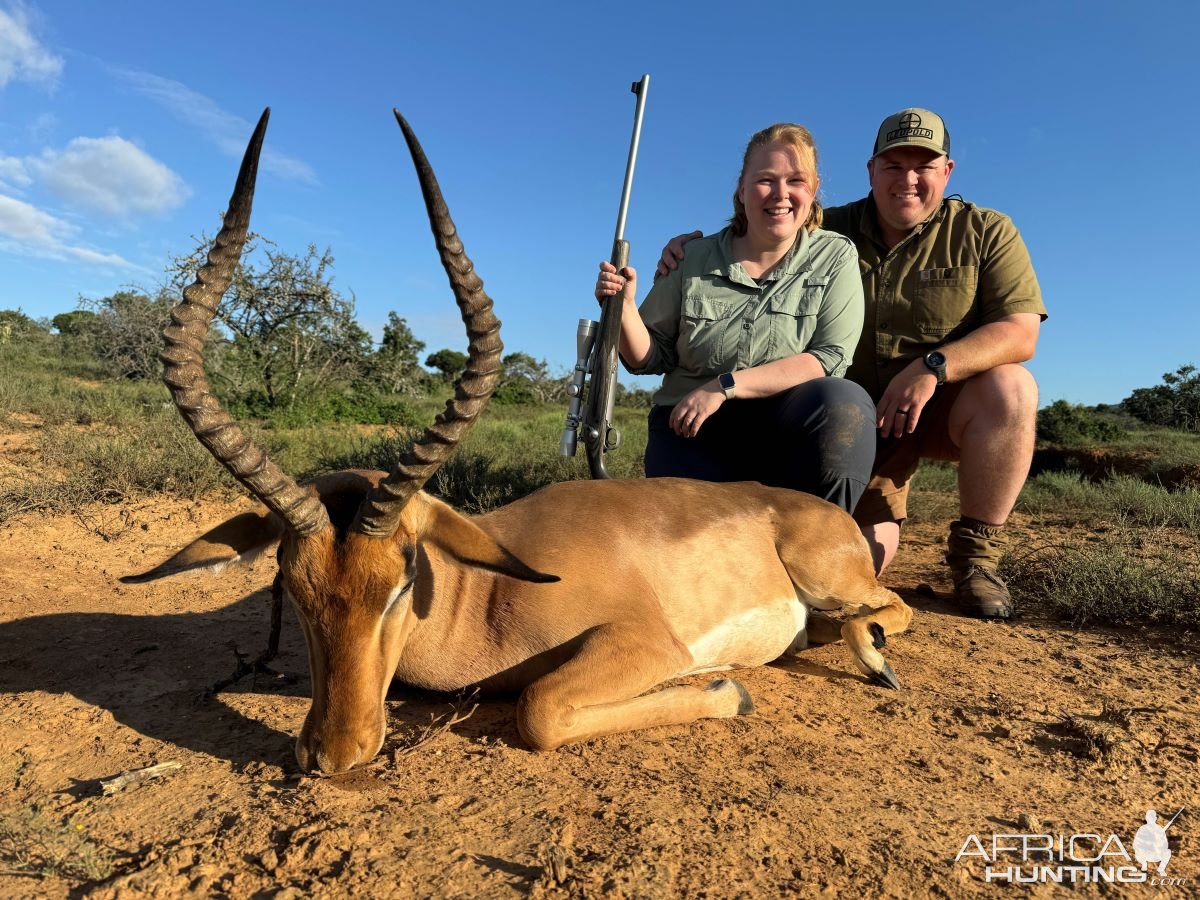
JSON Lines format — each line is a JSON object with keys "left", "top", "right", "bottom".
{"left": 863, "top": 193, "right": 949, "bottom": 248}
{"left": 714, "top": 225, "right": 811, "bottom": 287}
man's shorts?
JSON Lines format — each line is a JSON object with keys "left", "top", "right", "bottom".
{"left": 852, "top": 382, "right": 965, "bottom": 527}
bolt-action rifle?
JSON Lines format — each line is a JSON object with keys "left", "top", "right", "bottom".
{"left": 559, "top": 74, "right": 649, "bottom": 478}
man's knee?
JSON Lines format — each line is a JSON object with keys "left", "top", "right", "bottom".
{"left": 952, "top": 364, "right": 1038, "bottom": 431}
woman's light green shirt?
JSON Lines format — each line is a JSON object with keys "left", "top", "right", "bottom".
{"left": 624, "top": 225, "right": 865, "bottom": 407}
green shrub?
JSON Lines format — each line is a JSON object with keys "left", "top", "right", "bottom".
{"left": 1000, "top": 530, "right": 1200, "bottom": 627}
{"left": 1037, "top": 400, "right": 1127, "bottom": 445}
{"left": 229, "top": 387, "right": 422, "bottom": 429}
{"left": 1123, "top": 364, "right": 1200, "bottom": 432}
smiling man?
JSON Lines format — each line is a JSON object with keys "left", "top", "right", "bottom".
{"left": 657, "top": 109, "right": 1048, "bottom": 618}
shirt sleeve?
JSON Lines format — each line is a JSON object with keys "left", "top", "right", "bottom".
{"left": 803, "top": 240, "right": 865, "bottom": 377}
{"left": 621, "top": 261, "right": 683, "bottom": 376}
{"left": 978, "top": 214, "right": 1047, "bottom": 323}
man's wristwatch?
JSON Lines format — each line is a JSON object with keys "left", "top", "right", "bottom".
{"left": 718, "top": 372, "right": 736, "bottom": 400}
{"left": 922, "top": 350, "right": 947, "bottom": 386}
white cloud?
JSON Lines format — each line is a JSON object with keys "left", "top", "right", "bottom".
{"left": 116, "top": 68, "right": 318, "bottom": 184}
{"left": 31, "top": 135, "right": 190, "bottom": 217}
{"left": 0, "top": 155, "right": 30, "bottom": 190}
{"left": 0, "top": 2, "right": 63, "bottom": 89}
{"left": 0, "top": 193, "right": 136, "bottom": 267}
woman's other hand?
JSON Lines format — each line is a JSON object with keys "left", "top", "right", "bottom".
{"left": 669, "top": 381, "right": 725, "bottom": 438}
{"left": 595, "top": 261, "right": 637, "bottom": 305}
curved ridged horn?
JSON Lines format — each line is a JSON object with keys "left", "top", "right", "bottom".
{"left": 352, "top": 111, "right": 503, "bottom": 537}
{"left": 161, "top": 109, "right": 331, "bottom": 537}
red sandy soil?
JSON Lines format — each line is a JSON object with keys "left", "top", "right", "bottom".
{"left": 1, "top": 461, "right": 1197, "bottom": 897}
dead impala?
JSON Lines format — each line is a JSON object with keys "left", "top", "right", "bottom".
{"left": 124, "top": 109, "right": 913, "bottom": 775}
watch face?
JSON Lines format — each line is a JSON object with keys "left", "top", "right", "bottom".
{"left": 926, "top": 351, "right": 946, "bottom": 367}
{"left": 718, "top": 372, "right": 735, "bottom": 390}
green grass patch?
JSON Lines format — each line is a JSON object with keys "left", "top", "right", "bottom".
{"left": 1019, "top": 472, "right": 1200, "bottom": 531}
{"left": 1000, "top": 528, "right": 1200, "bottom": 628}
{"left": 314, "top": 404, "right": 650, "bottom": 513}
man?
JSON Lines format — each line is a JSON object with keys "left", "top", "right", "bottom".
{"left": 656, "top": 109, "right": 1047, "bottom": 619}
{"left": 1133, "top": 810, "right": 1173, "bottom": 875}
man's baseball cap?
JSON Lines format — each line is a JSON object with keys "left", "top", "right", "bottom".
{"left": 872, "top": 108, "right": 950, "bottom": 158}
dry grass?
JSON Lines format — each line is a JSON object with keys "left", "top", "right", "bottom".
{"left": 0, "top": 807, "right": 115, "bottom": 883}
{"left": 999, "top": 527, "right": 1200, "bottom": 628}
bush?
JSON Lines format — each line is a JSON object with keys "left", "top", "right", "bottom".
{"left": 229, "top": 387, "right": 422, "bottom": 429}
{"left": 1122, "top": 364, "right": 1200, "bottom": 432}
{"left": 1037, "top": 400, "right": 1126, "bottom": 445}
{"left": 1000, "top": 529, "right": 1200, "bottom": 627}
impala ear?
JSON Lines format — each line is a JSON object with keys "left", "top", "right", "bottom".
{"left": 121, "top": 511, "right": 284, "bottom": 583}
{"left": 411, "top": 494, "right": 559, "bottom": 584}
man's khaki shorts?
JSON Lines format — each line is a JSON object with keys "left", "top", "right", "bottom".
{"left": 852, "top": 382, "right": 965, "bottom": 527}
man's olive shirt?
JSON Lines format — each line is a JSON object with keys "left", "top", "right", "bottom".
{"left": 823, "top": 195, "right": 1048, "bottom": 402}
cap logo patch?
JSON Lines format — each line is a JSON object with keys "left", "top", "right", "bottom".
{"left": 887, "top": 112, "right": 934, "bottom": 143}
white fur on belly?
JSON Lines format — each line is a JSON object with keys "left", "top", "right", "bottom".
{"left": 684, "top": 599, "right": 808, "bottom": 673}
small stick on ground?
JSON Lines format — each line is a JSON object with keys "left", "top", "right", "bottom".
{"left": 388, "top": 689, "right": 481, "bottom": 761}
{"left": 99, "top": 761, "right": 182, "bottom": 795}
{"left": 205, "top": 573, "right": 292, "bottom": 696}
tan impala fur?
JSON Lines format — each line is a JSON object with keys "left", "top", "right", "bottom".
{"left": 124, "top": 109, "right": 912, "bottom": 775}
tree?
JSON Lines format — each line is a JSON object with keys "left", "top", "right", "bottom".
{"left": 0, "top": 309, "right": 49, "bottom": 345}
{"left": 79, "top": 289, "right": 175, "bottom": 379}
{"left": 1123, "top": 364, "right": 1200, "bottom": 432}
{"left": 1036, "top": 400, "right": 1125, "bottom": 445}
{"left": 496, "top": 352, "right": 566, "bottom": 404}
{"left": 51, "top": 309, "right": 101, "bottom": 360}
{"left": 370, "top": 312, "right": 426, "bottom": 394}
{"left": 168, "top": 238, "right": 373, "bottom": 413}
{"left": 425, "top": 348, "right": 468, "bottom": 383}
{"left": 51, "top": 309, "right": 99, "bottom": 337}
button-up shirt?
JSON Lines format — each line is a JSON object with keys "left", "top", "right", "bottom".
{"left": 823, "top": 195, "right": 1047, "bottom": 402}
{"left": 627, "top": 225, "right": 864, "bottom": 407}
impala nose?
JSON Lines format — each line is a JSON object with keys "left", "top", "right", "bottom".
{"left": 297, "top": 733, "right": 368, "bottom": 775}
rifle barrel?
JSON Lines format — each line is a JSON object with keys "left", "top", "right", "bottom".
{"left": 612, "top": 75, "right": 649, "bottom": 247}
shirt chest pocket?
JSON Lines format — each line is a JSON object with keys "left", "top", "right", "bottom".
{"left": 913, "top": 266, "right": 977, "bottom": 336}
{"left": 680, "top": 294, "right": 744, "bottom": 373}
{"left": 765, "top": 276, "right": 826, "bottom": 356}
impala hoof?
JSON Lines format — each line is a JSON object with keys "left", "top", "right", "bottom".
{"left": 707, "top": 678, "right": 754, "bottom": 715}
{"left": 868, "top": 661, "right": 901, "bottom": 690}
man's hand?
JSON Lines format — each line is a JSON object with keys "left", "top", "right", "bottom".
{"left": 595, "top": 261, "right": 637, "bottom": 305}
{"left": 654, "top": 231, "right": 703, "bottom": 279}
{"left": 669, "top": 380, "right": 725, "bottom": 438}
{"left": 876, "top": 359, "right": 938, "bottom": 437}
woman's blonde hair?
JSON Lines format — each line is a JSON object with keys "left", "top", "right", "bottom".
{"left": 729, "top": 123, "right": 823, "bottom": 236}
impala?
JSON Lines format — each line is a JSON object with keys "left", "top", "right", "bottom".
{"left": 125, "top": 109, "right": 913, "bottom": 775}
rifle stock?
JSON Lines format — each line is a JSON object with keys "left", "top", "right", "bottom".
{"left": 582, "top": 239, "right": 629, "bottom": 478}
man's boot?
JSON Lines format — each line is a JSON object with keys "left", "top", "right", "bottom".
{"left": 946, "top": 518, "right": 1014, "bottom": 619}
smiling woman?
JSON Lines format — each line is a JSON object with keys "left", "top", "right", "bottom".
{"left": 592, "top": 123, "right": 876, "bottom": 515}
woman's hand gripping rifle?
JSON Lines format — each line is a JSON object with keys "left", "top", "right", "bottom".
{"left": 559, "top": 74, "right": 649, "bottom": 479}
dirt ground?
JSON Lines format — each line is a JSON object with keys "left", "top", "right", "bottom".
{"left": 2, "top": 458, "right": 1198, "bottom": 897}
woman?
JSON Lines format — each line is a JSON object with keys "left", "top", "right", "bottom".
{"left": 595, "top": 123, "right": 875, "bottom": 514}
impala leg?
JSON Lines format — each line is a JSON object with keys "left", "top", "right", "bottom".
{"left": 516, "top": 624, "right": 754, "bottom": 751}
{"left": 839, "top": 585, "right": 913, "bottom": 689}
{"left": 804, "top": 611, "right": 843, "bottom": 645}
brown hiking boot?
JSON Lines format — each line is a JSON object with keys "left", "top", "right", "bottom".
{"left": 952, "top": 565, "right": 1015, "bottom": 619}
{"left": 946, "top": 518, "right": 1014, "bottom": 619}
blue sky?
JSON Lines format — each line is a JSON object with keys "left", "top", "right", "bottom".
{"left": 1, "top": 1, "right": 1196, "bottom": 406}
